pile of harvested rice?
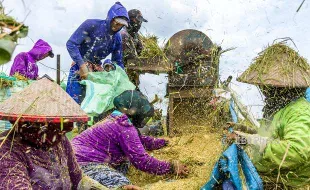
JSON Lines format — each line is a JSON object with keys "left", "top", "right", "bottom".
{"left": 127, "top": 125, "right": 222, "bottom": 190}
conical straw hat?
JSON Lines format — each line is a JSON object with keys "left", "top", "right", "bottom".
{"left": 0, "top": 78, "right": 88, "bottom": 123}
{"left": 237, "top": 43, "right": 310, "bottom": 88}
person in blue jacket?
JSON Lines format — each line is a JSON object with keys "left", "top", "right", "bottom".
{"left": 66, "top": 2, "right": 129, "bottom": 104}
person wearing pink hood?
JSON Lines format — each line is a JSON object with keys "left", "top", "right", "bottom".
{"left": 10, "top": 39, "right": 54, "bottom": 80}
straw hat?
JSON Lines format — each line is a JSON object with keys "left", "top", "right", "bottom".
{"left": 237, "top": 43, "right": 310, "bottom": 88}
{"left": 0, "top": 78, "right": 88, "bottom": 123}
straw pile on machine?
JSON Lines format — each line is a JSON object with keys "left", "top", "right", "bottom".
{"left": 139, "top": 34, "right": 167, "bottom": 60}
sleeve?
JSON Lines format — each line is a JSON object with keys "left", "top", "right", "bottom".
{"left": 111, "top": 33, "right": 125, "bottom": 69}
{"left": 121, "top": 31, "right": 137, "bottom": 61}
{"left": 10, "top": 54, "right": 28, "bottom": 77}
{"left": 0, "top": 148, "right": 33, "bottom": 190}
{"left": 135, "top": 35, "right": 143, "bottom": 56}
{"left": 64, "top": 137, "right": 83, "bottom": 190}
{"left": 66, "top": 19, "right": 93, "bottom": 66}
{"left": 140, "top": 135, "right": 167, "bottom": 151}
{"left": 118, "top": 126, "right": 171, "bottom": 175}
{"left": 256, "top": 108, "right": 310, "bottom": 173}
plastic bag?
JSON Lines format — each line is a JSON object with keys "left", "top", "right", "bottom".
{"left": 80, "top": 64, "right": 136, "bottom": 116}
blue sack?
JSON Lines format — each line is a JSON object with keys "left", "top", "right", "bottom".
{"left": 201, "top": 144, "right": 263, "bottom": 190}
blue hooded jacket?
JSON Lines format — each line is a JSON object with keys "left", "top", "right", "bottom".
{"left": 66, "top": 2, "right": 128, "bottom": 68}
{"left": 66, "top": 2, "right": 129, "bottom": 104}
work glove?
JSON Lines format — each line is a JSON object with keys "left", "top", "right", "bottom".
{"left": 234, "top": 131, "right": 269, "bottom": 153}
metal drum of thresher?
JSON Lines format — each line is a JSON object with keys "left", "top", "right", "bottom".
{"left": 164, "top": 29, "right": 220, "bottom": 135}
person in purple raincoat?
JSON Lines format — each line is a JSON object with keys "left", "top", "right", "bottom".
{"left": 72, "top": 90, "right": 189, "bottom": 189}
{"left": 10, "top": 39, "right": 54, "bottom": 80}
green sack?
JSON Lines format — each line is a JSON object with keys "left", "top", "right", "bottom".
{"left": 80, "top": 64, "right": 136, "bottom": 116}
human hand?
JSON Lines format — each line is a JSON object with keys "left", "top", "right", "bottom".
{"left": 171, "top": 161, "right": 189, "bottom": 176}
{"left": 79, "top": 63, "right": 90, "bottom": 79}
{"left": 164, "top": 140, "right": 169, "bottom": 146}
{"left": 226, "top": 122, "right": 257, "bottom": 134}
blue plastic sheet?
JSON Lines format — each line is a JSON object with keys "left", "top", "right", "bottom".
{"left": 229, "top": 99, "right": 238, "bottom": 123}
{"left": 201, "top": 144, "right": 263, "bottom": 190}
{"left": 306, "top": 88, "right": 310, "bottom": 102}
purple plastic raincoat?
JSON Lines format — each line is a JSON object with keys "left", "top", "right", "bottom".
{"left": 10, "top": 39, "right": 52, "bottom": 80}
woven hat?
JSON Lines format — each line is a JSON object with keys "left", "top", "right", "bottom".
{"left": 237, "top": 43, "right": 310, "bottom": 88}
{"left": 0, "top": 78, "right": 88, "bottom": 123}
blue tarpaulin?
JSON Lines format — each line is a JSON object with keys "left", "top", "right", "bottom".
{"left": 201, "top": 144, "right": 263, "bottom": 190}
{"left": 306, "top": 88, "right": 310, "bottom": 102}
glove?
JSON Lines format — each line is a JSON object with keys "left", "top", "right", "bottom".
{"left": 235, "top": 131, "right": 269, "bottom": 153}
{"left": 77, "top": 175, "right": 108, "bottom": 190}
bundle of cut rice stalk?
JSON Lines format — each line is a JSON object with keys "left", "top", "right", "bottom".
{"left": 139, "top": 34, "right": 167, "bottom": 60}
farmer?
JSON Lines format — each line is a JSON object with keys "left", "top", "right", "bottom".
{"left": 120, "top": 9, "right": 148, "bottom": 86}
{"left": 72, "top": 90, "right": 189, "bottom": 189}
{"left": 66, "top": 2, "right": 129, "bottom": 104}
{"left": 10, "top": 39, "right": 54, "bottom": 80}
{"left": 0, "top": 78, "right": 110, "bottom": 189}
{"left": 121, "top": 9, "right": 147, "bottom": 63}
{"left": 231, "top": 43, "right": 310, "bottom": 188}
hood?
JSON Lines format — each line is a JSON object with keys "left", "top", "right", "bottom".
{"left": 28, "top": 39, "right": 52, "bottom": 61}
{"left": 106, "top": 2, "right": 129, "bottom": 33}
